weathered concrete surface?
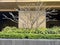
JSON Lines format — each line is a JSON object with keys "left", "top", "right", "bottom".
{"left": 0, "top": 39, "right": 60, "bottom": 45}
{"left": 19, "top": 11, "right": 46, "bottom": 28}
{"left": 0, "top": 0, "right": 60, "bottom": 2}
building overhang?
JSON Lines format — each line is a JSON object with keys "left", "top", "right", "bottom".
{"left": 0, "top": 0, "right": 60, "bottom": 2}
{"left": 0, "top": 2, "right": 60, "bottom": 11}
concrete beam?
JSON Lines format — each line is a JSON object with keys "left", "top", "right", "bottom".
{"left": 0, "top": 9, "right": 16, "bottom": 11}
{"left": 0, "top": 0, "right": 60, "bottom": 2}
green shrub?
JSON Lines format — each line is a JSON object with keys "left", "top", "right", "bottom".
{"left": 0, "top": 33, "right": 26, "bottom": 39}
{"left": 2, "top": 26, "right": 60, "bottom": 34}
{"left": 0, "top": 32, "right": 60, "bottom": 39}
{"left": 2, "top": 27, "right": 47, "bottom": 34}
{"left": 1, "top": 26, "right": 60, "bottom": 39}
{"left": 46, "top": 26, "right": 60, "bottom": 34}
{"left": 2, "top": 26, "right": 17, "bottom": 32}
{"left": 35, "top": 28, "right": 47, "bottom": 34}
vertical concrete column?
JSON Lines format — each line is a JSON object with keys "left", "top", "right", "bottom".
{"left": 18, "top": 10, "right": 21, "bottom": 28}
{"left": 40, "top": 10, "right": 46, "bottom": 28}
{"left": 35, "top": 10, "right": 46, "bottom": 28}
{"left": 18, "top": 10, "right": 26, "bottom": 28}
{"left": 18, "top": 9, "right": 46, "bottom": 28}
{"left": 18, "top": 11, "right": 46, "bottom": 28}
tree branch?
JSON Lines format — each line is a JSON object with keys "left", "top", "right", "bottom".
{"left": 2, "top": 14, "right": 18, "bottom": 23}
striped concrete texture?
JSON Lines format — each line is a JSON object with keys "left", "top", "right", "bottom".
{"left": 0, "top": 39, "right": 60, "bottom": 45}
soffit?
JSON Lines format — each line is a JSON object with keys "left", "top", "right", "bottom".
{"left": 0, "top": 0, "right": 60, "bottom": 2}
{"left": 0, "top": 2, "right": 60, "bottom": 9}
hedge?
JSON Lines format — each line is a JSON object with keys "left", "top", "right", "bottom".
{"left": 2, "top": 26, "right": 60, "bottom": 34}
{"left": 0, "top": 32, "right": 60, "bottom": 39}
{"left": 0, "top": 26, "right": 60, "bottom": 39}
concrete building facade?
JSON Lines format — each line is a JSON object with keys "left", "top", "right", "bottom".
{"left": 0, "top": 0, "right": 60, "bottom": 29}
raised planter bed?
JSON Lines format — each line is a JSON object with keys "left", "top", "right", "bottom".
{"left": 0, "top": 39, "right": 60, "bottom": 45}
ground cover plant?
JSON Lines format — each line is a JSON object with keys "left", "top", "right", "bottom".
{"left": 0, "top": 26, "right": 60, "bottom": 39}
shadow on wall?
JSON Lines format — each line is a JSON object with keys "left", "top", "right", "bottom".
{"left": 46, "top": 9, "right": 60, "bottom": 28}
{"left": 0, "top": 11, "right": 18, "bottom": 31}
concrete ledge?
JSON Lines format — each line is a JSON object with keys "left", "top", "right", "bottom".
{"left": 0, "top": 39, "right": 60, "bottom": 45}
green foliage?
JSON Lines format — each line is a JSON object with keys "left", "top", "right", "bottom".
{"left": 35, "top": 28, "right": 47, "bottom": 34}
{"left": 1, "top": 26, "right": 60, "bottom": 39}
{"left": 0, "top": 33, "right": 25, "bottom": 39}
{"left": 2, "top": 26, "right": 60, "bottom": 34}
{"left": 0, "top": 32, "right": 60, "bottom": 39}
{"left": 2, "top": 26, "right": 19, "bottom": 33}
{"left": 46, "top": 26, "right": 60, "bottom": 34}
{"left": 2, "top": 27, "right": 48, "bottom": 34}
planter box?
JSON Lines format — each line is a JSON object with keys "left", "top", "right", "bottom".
{"left": 0, "top": 39, "right": 60, "bottom": 45}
